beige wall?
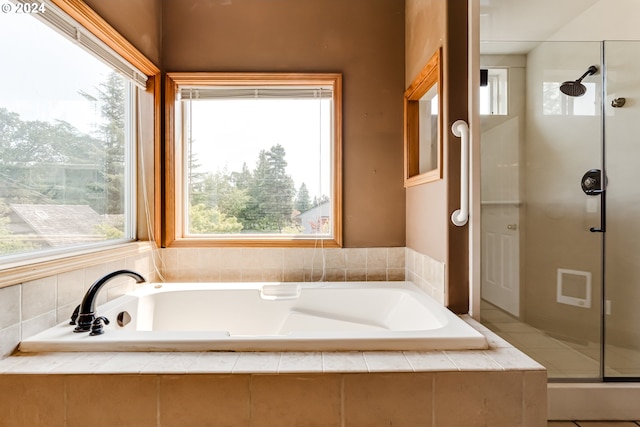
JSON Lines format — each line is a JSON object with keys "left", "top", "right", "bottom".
{"left": 84, "top": 0, "right": 162, "bottom": 67}
{"left": 163, "top": 0, "right": 406, "bottom": 248}
{"left": 405, "top": 0, "right": 447, "bottom": 261}
{"left": 406, "top": 0, "right": 469, "bottom": 312}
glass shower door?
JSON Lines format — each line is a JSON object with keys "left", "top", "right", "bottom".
{"left": 480, "top": 41, "right": 604, "bottom": 380}
{"left": 603, "top": 41, "right": 640, "bottom": 379}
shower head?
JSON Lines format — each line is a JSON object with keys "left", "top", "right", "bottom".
{"left": 560, "top": 65, "right": 598, "bottom": 97}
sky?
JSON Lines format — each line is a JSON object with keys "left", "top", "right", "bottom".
{"left": 0, "top": 8, "right": 112, "bottom": 134}
{"left": 188, "top": 97, "right": 332, "bottom": 200}
{"left": 0, "top": 7, "right": 333, "bottom": 200}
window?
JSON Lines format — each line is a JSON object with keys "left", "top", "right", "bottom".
{"left": 543, "top": 81, "right": 597, "bottom": 116}
{"left": 480, "top": 68, "right": 508, "bottom": 115}
{"left": 166, "top": 73, "right": 342, "bottom": 247}
{"left": 0, "top": 1, "right": 149, "bottom": 262}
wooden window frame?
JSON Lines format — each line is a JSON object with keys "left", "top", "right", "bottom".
{"left": 0, "top": 0, "right": 160, "bottom": 283}
{"left": 164, "top": 72, "right": 343, "bottom": 248}
{"left": 404, "top": 47, "right": 443, "bottom": 187}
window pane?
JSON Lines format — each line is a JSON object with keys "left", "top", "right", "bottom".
{"left": 184, "top": 91, "right": 333, "bottom": 237}
{"left": 0, "top": 11, "right": 133, "bottom": 259}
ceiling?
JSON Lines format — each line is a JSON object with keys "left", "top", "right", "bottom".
{"left": 480, "top": 0, "right": 600, "bottom": 53}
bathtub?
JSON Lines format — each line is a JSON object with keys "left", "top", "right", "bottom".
{"left": 19, "top": 281, "right": 487, "bottom": 352}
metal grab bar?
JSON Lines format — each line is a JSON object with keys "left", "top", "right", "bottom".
{"left": 451, "top": 120, "right": 469, "bottom": 226}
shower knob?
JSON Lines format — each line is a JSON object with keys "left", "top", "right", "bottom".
{"left": 611, "top": 97, "right": 626, "bottom": 108}
{"left": 507, "top": 224, "right": 517, "bottom": 230}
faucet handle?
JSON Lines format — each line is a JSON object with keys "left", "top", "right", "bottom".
{"left": 69, "top": 304, "right": 80, "bottom": 325}
{"left": 89, "top": 316, "right": 110, "bottom": 336}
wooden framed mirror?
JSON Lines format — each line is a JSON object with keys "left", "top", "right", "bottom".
{"left": 404, "top": 47, "right": 443, "bottom": 187}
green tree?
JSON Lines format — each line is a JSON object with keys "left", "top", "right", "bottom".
{"left": 295, "top": 183, "right": 312, "bottom": 213}
{"left": 244, "top": 144, "right": 296, "bottom": 232}
{"left": 189, "top": 203, "right": 243, "bottom": 233}
{"left": 81, "top": 71, "right": 126, "bottom": 214}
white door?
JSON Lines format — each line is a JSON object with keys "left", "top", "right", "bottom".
{"left": 481, "top": 204, "right": 519, "bottom": 316}
{"left": 480, "top": 115, "right": 521, "bottom": 316}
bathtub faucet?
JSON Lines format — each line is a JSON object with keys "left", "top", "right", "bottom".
{"left": 72, "top": 269, "right": 146, "bottom": 333}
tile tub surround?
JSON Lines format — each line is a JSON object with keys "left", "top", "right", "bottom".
{"left": 405, "top": 247, "right": 446, "bottom": 304}
{"left": 160, "top": 246, "right": 406, "bottom": 283}
{"left": 0, "top": 319, "right": 547, "bottom": 427}
{"left": 0, "top": 251, "right": 157, "bottom": 358}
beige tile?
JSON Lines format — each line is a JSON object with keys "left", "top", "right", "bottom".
{"left": 0, "top": 325, "right": 20, "bottom": 358}
{"left": 324, "top": 248, "right": 346, "bottom": 269}
{"left": 444, "top": 350, "right": 503, "bottom": 371}
{"left": 5, "top": 352, "right": 80, "bottom": 373}
{"left": 404, "top": 351, "right": 458, "bottom": 371}
{"left": 304, "top": 268, "right": 325, "bottom": 282}
{"left": 220, "top": 269, "right": 242, "bottom": 282}
{"left": 160, "top": 374, "right": 250, "bottom": 427}
{"left": 366, "top": 248, "right": 387, "bottom": 270}
{"left": 261, "top": 268, "right": 284, "bottom": 281}
{"left": 218, "top": 248, "right": 244, "bottom": 270}
{"left": 21, "top": 277, "right": 56, "bottom": 321}
{"left": 485, "top": 347, "right": 546, "bottom": 371}
{"left": 302, "top": 248, "right": 324, "bottom": 269}
{"left": 176, "top": 247, "right": 202, "bottom": 270}
{"left": 56, "top": 302, "right": 77, "bottom": 324}
{"left": 365, "top": 268, "right": 387, "bottom": 281}
{"left": 283, "top": 269, "right": 305, "bottom": 282}
{"left": 52, "top": 352, "right": 118, "bottom": 373}
{"left": 189, "top": 352, "right": 239, "bottom": 373}
{"left": 57, "top": 269, "right": 85, "bottom": 307}
{"left": 67, "top": 375, "right": 157, "bottom": 427}
{"left": 241, "top": 269, "right": 263, "bottom": 282}
{"left": 345, "top": 268, "right": 366, "bottom": 281}
{"left": 0, "top": 285, "right": 21, "bottom": 329}
{"left": 197, "top": 247, "right": 222, "bottom": 270}
{"left": 0, "top": 374, "right": 65, "bottom": 427}
{"left": 363, "top": 351, "right": 412, "bottom": 372}
{"left": 95, "top": 352, "right": 156, "bottom": 373}
{"left": 278, "top": 352, "right": 323, "bottom": 373}
{"left": 405, "top": 248, "right": 415, "bottom": 273}
{"left": 282, "top": 248, "right": 305, "bottom": 269}
{"left": 387, "top": 247, "right": 405, "bottom": 268}
{"left": 344, "top": 373, "right": 433, "bottom": 427}
{"left": 251, "top": 374, "right": 341, "bottom": 427}
{"left": 140, "top": 352, "right": 200, "bottom": 373}
{"left": 434, "top": 371, "right": 523, "bottom": 427}
{"left": 232, "top": 352, "right": 280, "bottom": 373}
{"left": 344, "top": 248, "right": 367, "bottom": 269}
{"left": 85, "top": 263, "right": 109, "bottom": 287}
{"left": 324, "top": 268, "right": 346, "bottom": 281}
{"left": 21, "top": 312, "right": 56, "bottom": 340}
{"left": 387, "top": 267, "right": 405, "bottom": 281}
{"left": 322, "top": 352, "right": 368, "bottom": 372}
{"left": 159, "top": 248, "right": 178, "bottom": 271}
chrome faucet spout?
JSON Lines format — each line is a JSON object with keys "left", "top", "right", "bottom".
{"left": 73, "top": 269, "right": 146, "bottom": 333}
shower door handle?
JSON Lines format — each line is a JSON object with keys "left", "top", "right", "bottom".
{"left": 581, "top": 169, "right": 606, "bottom": 233}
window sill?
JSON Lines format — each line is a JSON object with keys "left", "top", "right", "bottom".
{"left": 167, "top": 237, "right": 342, "bottom": 248}
{"left": 0, "top": 241, "right": 155, "bottom": 289}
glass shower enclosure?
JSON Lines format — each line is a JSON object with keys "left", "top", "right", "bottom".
{"left": 480, "top": 40, "right": 640, "bottom": 381}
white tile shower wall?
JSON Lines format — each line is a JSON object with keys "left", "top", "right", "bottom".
{"left": 405, "top": 247, "right": 446, "bottom": 304}
{"left": 161, "top": 247, "right": 406, "bottom": 283}
{"left": 0, "top": 251, "right": 157, "bottom": 358}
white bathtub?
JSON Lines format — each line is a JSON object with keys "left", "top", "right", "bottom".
{"left": 19, "top": 281, "right": 487, "bottom": 352}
